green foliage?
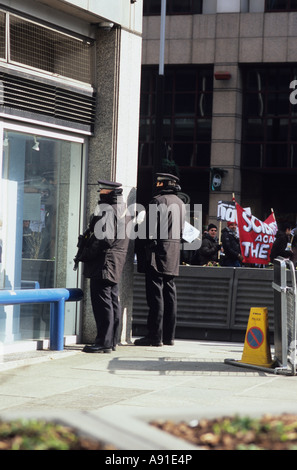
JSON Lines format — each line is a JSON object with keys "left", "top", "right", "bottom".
{"left": 0, "top": 419, "right": 82, "bottom": 450}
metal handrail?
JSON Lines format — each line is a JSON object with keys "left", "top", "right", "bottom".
{"left": 0, "top": 288, "right": 83, "bottom": 350}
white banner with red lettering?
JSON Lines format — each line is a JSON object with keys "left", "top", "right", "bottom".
{"left": 236, "top": 203, "right": 277, "bottom": 265}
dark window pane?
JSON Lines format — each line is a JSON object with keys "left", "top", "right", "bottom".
{"left": 143, "top": 0, "right": 202, "bottom": 15}
{"left": 196, "top": 143, "right": 211, "bottom": 166}
{"left": 245, "top": 94, "right": 265, "bottom": 116}
{"left": 267, "top": 93, "right": 290, "bottom": 116}
{"left": 164, "top": 93, "right": 173, "bottom": 114}
{"left": 196, "top": 119, "right": 212, "bottom": 141}
{"left": 245, "top": 69, "right": 265, "bottom": 91}
{"left": 175, "top": 72, "right": 196, "bottom": 92}
{"left": 172, "top": 143, "right": 194, "bottom": 166}
{"left": 267, "top": 118, "right": 289, "bottom": 141}
{"left": 144, "top": 0, "right": 161, "bottom": 15}
{"left": 175, "top": 94, "right": 195, "bottom": 115}
{"left": 198, "top": 70, "right": 213, "bottom": 91}
{"left": 138, "top": 65, "right": 213, "bottom": 170}
{"left": 193, "top": 0, "right": 203, "bottom": 13}
{"left": 242, "top": 144, "right": 263, "bottom": 167}
{"left": 266, "top": 0, "right": 287, "bottom": 10}
{"left": 164, "top": 73, "right": 174, "bottom": 92}
{"left": 242, "top": 65, "right": 296, "bottom": 169}
{"left": 266, "top": 144, "right": 288, "bottom": 167}
{"left": 197, "top": 93, "right": 213, "bottom": 117}
{"left": 291, "top": 144, "right": 297, "bottom": 167}
{"left": 244, "top": 118, "right": 265, "bottom": 141}
{"left": 139, "top": 118, "right": 151, "bottom": 141}
{"left": 291, "top": 119, "right": 297, "bottom": 140}
{"left": 140, "top": 95, "right": 150, "bottom": 115}
{"left": 139, "top": 143, "right": 153, "bottom": 166}
{"left": 170, "top": 0, "right": 191, "bottom": 13}
{"left": 162, "top": 118, "right": 172, "bottom": 139}
{"left": 141, "top": 73, "right": 152, "bottom": 93}
{"left": 173, "top": 118, "right": 195, "bottom": 140}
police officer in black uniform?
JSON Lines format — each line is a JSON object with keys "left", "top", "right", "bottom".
{"left": 81, "top": 179, "right": 129, "bottom": 353}
{"left": 135, "top": 173, "right": 185, "bottom": 347}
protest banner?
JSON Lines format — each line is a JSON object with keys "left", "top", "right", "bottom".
{"left": 236, "top": 203, "right": 277, "bottom": 265}
{"left": 217, "top": 201, "right": 236, "bottom": 222}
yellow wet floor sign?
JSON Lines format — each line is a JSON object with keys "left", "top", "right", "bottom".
{"left": 239, "top": 307, "right": 274, "bottom": 368}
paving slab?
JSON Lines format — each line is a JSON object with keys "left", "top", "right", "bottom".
{"left": 1, "top": 339, "right": 297, "bottom": 451}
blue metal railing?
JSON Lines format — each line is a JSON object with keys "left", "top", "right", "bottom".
{"left": 0, "top": 288, "right": 83, "bottom": 351}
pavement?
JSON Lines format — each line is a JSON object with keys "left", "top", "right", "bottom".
{"left": 1, "top": 338, "right": 297, "bottom": 450}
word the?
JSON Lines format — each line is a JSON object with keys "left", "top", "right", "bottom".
{"left": 241, "top": 241, "right": 271, "bottom": 260}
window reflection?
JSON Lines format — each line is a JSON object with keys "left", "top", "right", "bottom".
{"left": 143, "top": 0, "right": 203, "bottom": 15}
{"left": 266, "top": 0, "right": 297, "bottom": 11}
{"left": 0, "top": 130, "right": 83, "bottom": 341}
{"left": 242, "top": 66, "right": 297, "bottom": 169}
{"left": 138, "top": 66, "right": 213, "bottom": 168}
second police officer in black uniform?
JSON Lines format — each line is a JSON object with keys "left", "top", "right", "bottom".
{"left": 135, "top": 173, "right": 185, "bottom": 347}
{"left": 80, "top": 179, "right": 130, "bottom": 353}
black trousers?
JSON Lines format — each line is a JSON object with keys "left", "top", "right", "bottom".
{"left": 145, "top": 267, "right": 177, "bottom": 343}
{"left": 90, "top": 278, "right": 121, "bottom": 349}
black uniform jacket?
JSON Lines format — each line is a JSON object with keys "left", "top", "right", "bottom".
{"left": 136, "top": 190, "right": 185, "bottom": 277}
{"left": 82, "top": 196, "right": 129, "bottom": 283}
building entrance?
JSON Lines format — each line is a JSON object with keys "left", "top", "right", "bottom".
{"left": 0, "top": 125, "right": 85, "bottom": 343}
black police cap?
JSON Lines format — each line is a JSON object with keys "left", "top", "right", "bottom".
{"left": 156, "top": 173, "right": 180, "bottom": 183}
{"left": 97, "top": 179, "right": 122, "bottom": 190}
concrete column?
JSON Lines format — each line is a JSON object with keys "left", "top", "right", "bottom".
{"left": 208, "top": 13, "right": 243, "bottom": 224}
{"left": 82, "top": 26, "right": 141, "bottom": 344}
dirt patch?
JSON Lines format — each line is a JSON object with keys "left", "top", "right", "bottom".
{"left": 0, "top": 419, "right": 115, "bottom": 450}
{"left": 151, "top": 414, "right": 297, "bottom": 450}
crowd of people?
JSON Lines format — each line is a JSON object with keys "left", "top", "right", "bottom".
{"left": 190, "top": 219, "right": 297, "bottom": 268}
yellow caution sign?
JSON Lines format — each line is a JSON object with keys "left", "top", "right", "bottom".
{"left": 239, "top": 307, "right": 274, "bottom": 368}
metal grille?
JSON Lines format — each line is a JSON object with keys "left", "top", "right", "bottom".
{"left": 272, "top": 257, "right": 297, "bottom": 375}
{"left": 9, "top": 14, "right": 94, "bottom": 84}
{"left": 0, "top": 71, "right": 96, "bottom": 130}
{"left": 0, "top": 11, "right": 5, "bottom": 59}
{"left": 132, "top": 266, "right": 234, "bottom": 332}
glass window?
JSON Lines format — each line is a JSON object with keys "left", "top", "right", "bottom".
{"left": 291, "top": 144, "right": 297, "bottom": 167}
{"left": 265, "top": 0, "right": 297, "bottom": 11}
{"left": 242, "top": 66, "right": 297, "bottom": 169}
{"left": 138, "top": 66, "right": 213, "bottom": 169}
{"left": 242, "top": 144, "right": 263, "bottom": 168}
{"left": 174, "top": 94, "right": 196, "bottom": 115}
{"left": 0, "top": 129, "right": 84, "bottom": 342}
{"left": 244, "top": 118, "right": 265, "bottom": 142}
{"left": 173, "top": 118, "right": 195, "bottom": 140}
{"left": 175, "top": 72, "right": 196, "bottom": 92}
{"left": 143, "top": 0, "right": 203, "bottom": 15}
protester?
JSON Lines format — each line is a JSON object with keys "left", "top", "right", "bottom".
{"left": 192, "top": 223, "right": 220, "bottom": 266}
{"left": 270, "top": 221, "right": 294, "bottom": 263}
{"left": 220, "top": 221, "right": 243, "bottom": 267}
{"left": 134, "top": 173, "right": 185, "bottom": 347}
{"left": 78, "top": 179, "right": 130, "bottom": 353}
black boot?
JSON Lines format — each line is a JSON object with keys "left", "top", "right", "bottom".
{"left": 82, "top": 344, "right": 112, "bottom": 353}
{"left": 134, "top": 337, "right": 163, "bottom": 347}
